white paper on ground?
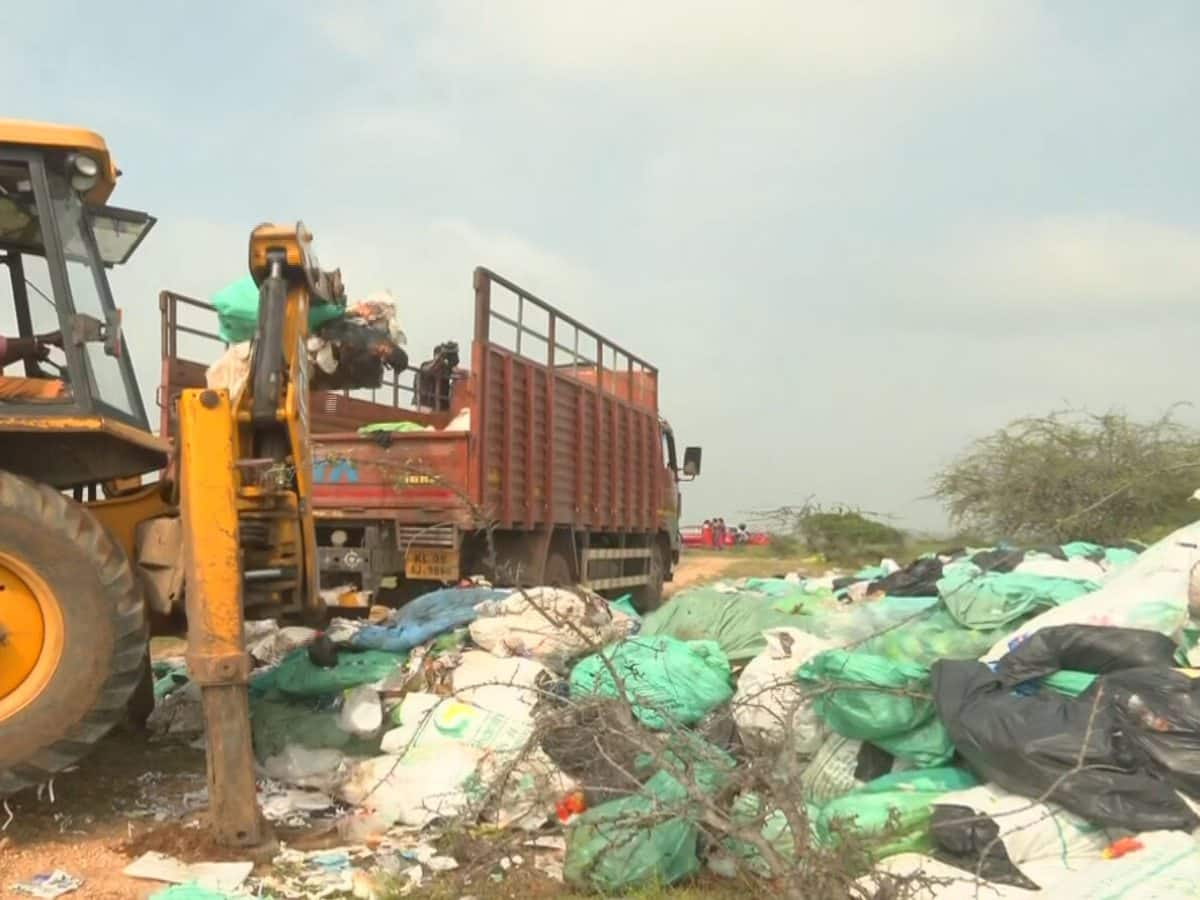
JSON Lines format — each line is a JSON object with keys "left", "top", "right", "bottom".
{"left": 123, "top": 851, "right": 253, "bottom": 892}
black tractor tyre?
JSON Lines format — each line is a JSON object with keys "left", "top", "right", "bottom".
{"left": 0, "top": 472, "right": 147, "bottom": 796}
{"left": 629, "top": 541, "right": 667, "bottom": 613}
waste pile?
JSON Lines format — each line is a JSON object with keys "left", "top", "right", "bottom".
{"left": 207, "top": 278, "right": 408, "bottom": 398}
{"left": 145, "top": 523, "right": 1200, "bottom": 897}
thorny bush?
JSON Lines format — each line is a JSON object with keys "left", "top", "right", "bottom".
{"left": 933, "top": 407, "right": 1200, "bottom": 544}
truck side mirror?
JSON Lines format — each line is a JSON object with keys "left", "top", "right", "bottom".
{"left": 683, "top": 446, "right": 702, "bottom": 477}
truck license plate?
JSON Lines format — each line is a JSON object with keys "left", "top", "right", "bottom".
{"left": 405, "top": 547, "right": 460, "bottom": 581}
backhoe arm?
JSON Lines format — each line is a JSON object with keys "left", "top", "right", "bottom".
{"left": 178, "top": 222, "right": 344, "bottom": 848}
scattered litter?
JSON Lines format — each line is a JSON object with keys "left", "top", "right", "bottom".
{"left": 10, "top": 871, "right": 82, "bottom": 898}
{"left": 247, "top": 623, "right": 319, "bottom": 666}
{"left": 261, "top": 745, "right": 346, "bottom": 791}
{"left": 35, "top": 779, "right": 55, "bottom": 804}
{"left": 260, "top": 846, "right": 372, "bottom": 898}
{"left": 124, "top": 852, "right": 253, "bottom": 893}
{"left": 259, "top": 781, "right": 337, "bottom": 825}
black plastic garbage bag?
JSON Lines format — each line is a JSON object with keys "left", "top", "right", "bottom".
{"left": 931, "top": 659, "right": 1198, "bottom": 831}
{"left": 996, "top": 625, "right": 1178, "bottom": 686}
{"left": 1102, "top": 666, "right": 1200, "bottom": 802}
{"left": 929, "top": 804, "right": 1041, "bottom": 890}
{"left": 310, "top": 318, "right": 408, "bottom": 391}
{"left": 869, "top": 557, "right": 943, "bottom": 597}
{"left": 970, "top": 548, "right": 1026, "bottom": 574}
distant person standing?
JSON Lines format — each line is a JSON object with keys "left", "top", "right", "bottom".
{"left": 714, "top": 518, "right": 726, "bottom": 551}
{"left": 736, "top": 523, "right": 750, "bottom": 544}
{"left": 702, "top": 519, "right": 714, "bottom": 549}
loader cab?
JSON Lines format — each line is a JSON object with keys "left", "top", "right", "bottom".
{"left": 0, "top": 122, "right": 163, "bottom": 488}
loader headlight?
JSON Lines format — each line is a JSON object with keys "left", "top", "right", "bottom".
{"left": 70, "top": 154, "right": 99, "bottom": 192}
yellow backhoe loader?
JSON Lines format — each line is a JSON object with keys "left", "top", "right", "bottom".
{"left": 0, "top": 120, "right": 332, "bottom": 845}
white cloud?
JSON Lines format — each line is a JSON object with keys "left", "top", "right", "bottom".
{"left": 927, "top": 214, "right": 1200, "bottom": 310}
{"left": 317, "top": 0, "right": 1037, "bottom": 84}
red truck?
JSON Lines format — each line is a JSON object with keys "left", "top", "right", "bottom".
{"left": 160, "top": 268, "right": 701, "bottom": 611}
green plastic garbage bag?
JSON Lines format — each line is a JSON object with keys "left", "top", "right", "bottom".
{"left": 272, "top": 647, "right": 405, "bottom": 698}
{"left": 152, "top": 660, "right": 189, "bottom": 700}
{"left": 357, "top": 421, "right": 427, "bottom": 434}
{"left": 1061, "top": 541, "right": 1103, "bottom": 559}
{"left": 569, "top": 636, "right": 733, "bottom": 730}
{"left": 801, "top": 594, "right": 941, "bottom": 646}
{"left": 250, "top": 691, "right": 382, "bottom": 760}
{"left": 815, "top": 767, "right": 978, "bottom": 859}
{"left": 795, "top": 650, "right": 934, "bottom": 741}
{"left": 564, "top": 770, "right": 700, "bottom": 893}
{"left": 609, "top": 593, "right": 640, "bottom": 620}
{"left": 854, "top": 565, "right": 888, "bottom": 581}
{"left": 212, "top": 275, "right": 343, "bottom": 343}
{"left": 1104, "top": 547, "right": 1140, "bottom": 568}
{"left": 1040, "top": 669, "right": 1097, "bottom": 697}
{"left": 742, "top": 577, "right": 821, "bottom": 599}
{"left": 640, "top": 587, "right": 935, "bottom": 663}
{"left": 873, "top": 712, "right": 954, "bottom": 768}
{"left": 720, "top": 792, "right": 820, "bottom": 877}
{"left": 858, "top": 607, "right": 1013, "bottom": 666}
{"left": 638, "top": 586, "right": 825, "bottom": 662}
{"left": 634, "top": 730, "right": 736, "bottom": 794}
{"left": 937, "top": 564, "right": 1098, "bottom": 630}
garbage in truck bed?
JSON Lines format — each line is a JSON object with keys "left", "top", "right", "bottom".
{"left": 142, "top": 522, "right": 1200, "bottom": 895}
{"left": 207, "top": 279, "right": 408, "bottom": 396}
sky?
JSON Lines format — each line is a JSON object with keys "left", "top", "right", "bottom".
{"left": 4, "top": 1, "right": 1200, "bottom": 532}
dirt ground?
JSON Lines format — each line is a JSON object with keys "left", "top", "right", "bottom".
{"left": 669, "top": 548, "right": 813, "bottom": 594}
{"left": 0, "top": 552, "right": 751, "bottom": 899}
{"left": 665, "top": 551, "right": 738, "bottom": 595}
{"left": 0, "top": 732, "right": 209, "bottom": 899}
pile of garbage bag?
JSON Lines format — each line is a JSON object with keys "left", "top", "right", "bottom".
{"left": 141, "top": 520, "right": 1200, "bottom": 895}
{"left": 557, "top": 524, "right": 1200, "bottom": 892}
{"left": 207, "top": 279, "right": 409, "bottom": 397}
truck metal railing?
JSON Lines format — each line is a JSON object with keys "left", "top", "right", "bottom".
{"left": 474, "top": 267, "right": 659, "bottom": 412}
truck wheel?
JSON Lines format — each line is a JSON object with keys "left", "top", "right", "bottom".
{"left": 0, "top": 472, "right": 147, "bottom": 796}
{"left": 629, "top": 542, "right": 667, "bottom": 613}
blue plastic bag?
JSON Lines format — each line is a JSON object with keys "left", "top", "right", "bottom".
{"left": 352, "top": 586, "right": 511, "bottom": 653}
